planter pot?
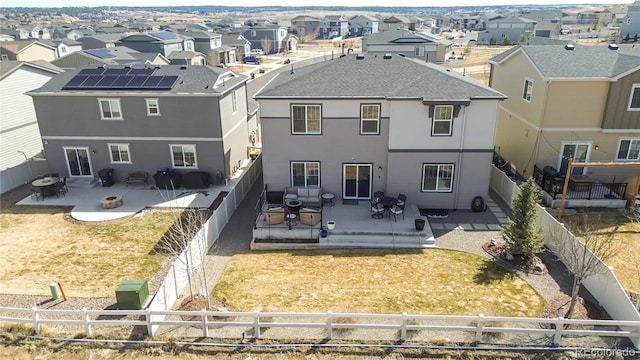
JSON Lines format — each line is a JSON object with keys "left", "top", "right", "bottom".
{"left": 414, "top": 218, "right": 425, "bottom": 231}
{"left": 326, "top": 221, "right": 336, "bottom": 230}
{"left": 320, "top": 229, "right": 328, "bottom": 238}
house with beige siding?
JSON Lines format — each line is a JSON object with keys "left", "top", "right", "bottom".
{"left": 489, "top": 43, "right": 640, "bottom": 206}
{"left": 0, "top": 40, "right": 57, "bottom": 62}
{"left": 254, "top": 53, "right": 506, "bottom": 210}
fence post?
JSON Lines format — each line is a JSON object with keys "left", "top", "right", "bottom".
{"left": 475, "top": 314, "right": 484, "bottom": 343}
{"left": 326, "top": 311, "right": 333, "bottom": 340}
{"left": 82, "top": 308, "right": 92, "bottom": 336}
{"left": 202, "top": 309, "right": 209, "bottom": 337}
{"left": 253, "top": 310, "right": 261, "bottom": 339}
{"left": 400, "top": 312, "right": 407, "bottom": 341}
{"left": 146, "top": 309, "right": 154, "bottom": 336}
{"left": 31, "top": 307, "right": 39, "bottom": 334}
{"left": 553, "top": 317, "right": 564, "bottom": 345}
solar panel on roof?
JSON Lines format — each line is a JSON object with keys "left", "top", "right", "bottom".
{"left": 156, "top": 76, "right": 178, "bottom": 89}
{"left": 80, "top": 75, "right": 103, "bottom": 87}
{"left": 63, "top": 75, "right": 90, "bottom": 89}
{"left": 104, "top": 68, "right": 130, "bottom": 75}
{"left": 141, "top": 76, "right": 163, "bottom": 88}
{"left": 85, "top": 48, "right": 115, "bottom": 59}
{"left": 95, "top": 76, "right": 118, "bottom": 87}
{"left": 78, "top": 68, "right": 105, "bottom": 76}
{"left": 127, "top": 75, "right": 148, "bottom": 87}
{"left": 129, "top": 68, "right": 155, "bottom": 75}
{"left": 111, "top": 75, "right": 134, "bottom": 88}
{"left": 151, "top": 31, "right": 177, "bottom": 40}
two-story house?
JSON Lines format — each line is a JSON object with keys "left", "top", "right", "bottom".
{"left": 254, "top": 54, "right": 506, "bottom": 210}
{"left": 28, "top": 65, "right": 254, "bottom": 186}
{"left": 319, "top": 15, "right": 349, "bottom": 39}
{"left": 240, "top": 25, "right": 288, "bottom": 54}
{"left": 489, "top": 44, "right": 640, "bottom": 204}
{"left": 620, "top": 0, "right": 640, "bottom": 41}
{"left": 0, "top": 40, "right": 57, "bottom": 62}
{"left": 76, "top": 34, "right": 123, "bottom": 50}
{"left": 349, "top": 15, "right": 379, "bottom": 37}
{"left": 362, "top": 29, "right": 453, "bottom": 63}
{"left": 291, "top": 15, "right": 321, "bottom": 40}
{"left": 43, "top": 38, "right": 83, "bottom": 58}
{"left": 221, "top": 33, "right": 251, "bottom": 60}
{"left": 477, "top": 17, "right": 537, "bottom": 45}
{"left": 181, "top": 30, "right": 236, "bottom": 65}
{"left": 118, "top": 32, "right": 195, "bottom": 58}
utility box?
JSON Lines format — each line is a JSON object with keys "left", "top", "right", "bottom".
{"left": 115, "top": 279, "right": 149, "bottom": 310}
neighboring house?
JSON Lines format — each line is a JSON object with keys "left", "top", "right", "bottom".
{"left": 221, "top": 33, "right": 251, "bottom": 59}
{"left": 362, "top": 29, "right": 453, "bottom": 63}
{"left": 28, "top": 65, "right": 255, "bottom": 186}
{"left": 20, "top": 25, "right": 51, "bottom": 40}
{"left": 67, "top": 28, "right": 97, "bottom": 41}
{"left": 0, "top": 60, "right": 63, "bottom": 192}
{"left": 254, "top": 53, "right": 506, "bottom": 210}
{"left": 43, "top": 38, "right": 83, "bottom": 58}
{"left": 118, "top": 31, "right": 194, "bottom": 57}
{"left": 349, "top": 15, "right": 379, "bottom": 37}
{"left": 2, "top": 28, "right": 29, "bottom": 40}
{"left": 378, "top": 15, "right": 418, "bottom": 32}
{"left": 94, "top": 24, "right": 130, "bottom": 34}
{"left": 240, "top": 25, "right": 288, "bottom": 54}
{"left": 167, "top": 50, "right": 206, "bottom": 65}
{"left": 182, "top": 30, "right": 236, "bottom": 65}
{"left": 76, "top": 34, "right": 123, "bottom": 50}
{"left": 489, "top": 44, "right": 640, "bottom": 203}
{"left": 51, "top": 47, "right": 170, "bottom": 68}
{"left": 319, "top": 15, "right": 349, "bottom": 39}
{"left": 282, "top": 34, "right": 298, "bottom": 54}
{"left": 534, "top": 20, "right": 561, "bottom": 38}
{"left": 477, "top": 17, "right": 537, "bottom": 45}
{"left": 291, "top": 15, "right": 321, "bottom": 40}
{"left": 451, "top": 13, "right": 483, "bottom": 31}
{"left": 0, "top": 34, "right": 15, "bottom": 42}
{"left": 620, "top": 0, "right": 640, "bottom": 40}
{"left": 0, "top": 40, "right": 57, "bottom": 62}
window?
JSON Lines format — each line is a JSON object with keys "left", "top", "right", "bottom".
{"left": 291, "top": 104, "right": 321, "bottom": 134}
{"left": 146, "top": 98, "right": 160, "bottom": 116}
{"left": 108, "top": 144, "right": 131, "bottom": 164}
{"left": 628, "top": 84, "right": 640, "bottom": 111}
{"left": 616, "top": 138, "right": 640, "bottom": 161}
{"left": 251, "top": 30, "right": 256, "bottom": 37}
{"left": 232, "top": 91, "right": 237, "bottom": 113}
{"left": 171, "top": 145, "right": 197, "bottom": 168}
{"left": 422, "top": 164, "right": 454, "bottom": 192}
{"left": 415, "top": 46, "right": 425, "bottom": 57}
{"left": 291, "top": 161, "right": 320, "bottom": 187}
{"left": 1, "top": 54, "right": 8, "bottom": 61}
{"left": 360, "top": 104, "right": 380, "bottom": 134}
{"left": 432, "top": 105, "right": 453, "bottom": 136}
{"left": 98, "top": 99, "right": 122, "bottom": 120}
{"left": 522, "top": 78, "right": 533, "bottom": 102}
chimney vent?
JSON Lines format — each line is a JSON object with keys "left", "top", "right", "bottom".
{"left": 564, "top": 44, "right": 575, "bottom": 50}
{"left": 397, "top": 53, "right": 406, "bottom": 57}
{"left": 608, "top": 43, "right": 619, "bottom": 50}
{"left": 383, "top": 53, "right": 392, "bottom": 59}
{"left": 180, "top": 66, "right": 188, "bottom": 70}
{"left": 356, "top": 54, "right": 365, "bottom": 60}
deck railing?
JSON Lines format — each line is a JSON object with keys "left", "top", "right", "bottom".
{"left": 533, "top": 165, "right": 627, "bottom": 200}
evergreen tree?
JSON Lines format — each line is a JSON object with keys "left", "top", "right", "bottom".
{"left": 489, "top": 35, "right": 497, "bottom": 45}
{"left": 502, "top": 36, "right": 511, "bottom": 45}
{"left": 501, "top": 178, "right": 544, "bottom": 257}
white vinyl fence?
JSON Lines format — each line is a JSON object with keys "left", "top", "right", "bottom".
{"left": 146, "top": 157, "right": 263, "bottom": 334}
{"left": 0, "top": 159, "right": 49, "bottom": 194}
{"left": 490, "top": 165, "right": 640, "bottom": 347}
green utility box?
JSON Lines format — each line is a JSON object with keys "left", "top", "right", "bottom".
{"left": 115, "top": 279, "right": 149, "bottom": 310}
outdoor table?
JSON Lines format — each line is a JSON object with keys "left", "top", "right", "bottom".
{"left": 32, "top": 177, "right": 59, "bottom": 197}
{"left": 285, "top": 199, "right": 302, "bottom": 214}
{"left": 377, "top": 196, "right": 398, "bottom": 217}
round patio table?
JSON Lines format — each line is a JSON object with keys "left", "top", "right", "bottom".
{"left": 32, "top": 177, "right": 59, "bottom": 187}
{"left": 377, "top": 196, "right": 398, "bottom": 217}
{"left": 285, "top": 199, "right": 302, "bottom": 214}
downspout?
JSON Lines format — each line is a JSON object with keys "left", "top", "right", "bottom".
{"left": 453, "top": 105, "right": 467, "bottom": 210}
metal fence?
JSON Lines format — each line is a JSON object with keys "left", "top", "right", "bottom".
{"left": 533, "top": 165, "right": 627, "bottom": 200}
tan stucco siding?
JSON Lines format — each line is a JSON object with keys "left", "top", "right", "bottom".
{"left": 603, "top": 70, "right": 640, "bottom": 130}
{"left": 543, "top": 81, "right": 608, "bottom": 128}
{"left": 494, "top": 108, "right": 539, "bottom": 177}
{"left": 18, "top": 45, "right": 56, "bottom": 62}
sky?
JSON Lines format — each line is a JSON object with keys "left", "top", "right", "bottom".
{"left": 1, "top": 0, "right": 634, "bottom": 8}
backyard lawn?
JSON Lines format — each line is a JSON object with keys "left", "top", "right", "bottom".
{"left": 214, "top": 249, "right": 545, "bottom": 317}
{"left": 0, "top": 207, "right": 178, "bottom": 297}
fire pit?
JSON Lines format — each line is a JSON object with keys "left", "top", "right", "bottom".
{"left": 101, "top": 195, "right": 123, "bottom": 209}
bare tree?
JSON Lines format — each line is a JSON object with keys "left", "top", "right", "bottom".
{"left": 260, "top": 37, "right": 271, "bottom": 55}
{"left": 556, "top": 215, "right": 621, "bottom": 318}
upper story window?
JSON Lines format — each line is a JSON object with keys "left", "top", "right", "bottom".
{"left": 432, "top": 105, "right": 453, "bottom": 136}
{"left": 616, "top": 138, "right": 640, "bottom": 161}
{"left": 422, "top": 163, "right": 454, "bottom": 192}
{"left": 251, "top": 30, "right": 256, "bottom": 37}
{"left": 108, "top": 143, "right": 131, "bottom": 164}
{"left": 291, "top": 104, "right": 321, "bottom": 134}
{"left": 360, "top": 104, "right": 380, "bottom": 134}
{"left": 146, "top": 98, "right": 160, "bottom": 116}
{"left": 232, "top": 90, "right": 238, "bottom": 113}
{"left": 415, "top": 46, "right": 425, "bottom": 57}
{"left": 628, "top": 84, "right": 640, "bottom": 111}
{"left": 522, "top": 78, "right": 533, "bottom": 102}
{"left": 171, "top": 144, "right": 197, "bottom": 168}
{"left": 98, "top": 98, "right": 122, "bottom": 120}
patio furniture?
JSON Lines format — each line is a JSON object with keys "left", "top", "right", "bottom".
{"left": 32, "top": 176, "right": 59, "bottom": 198}
{"left": 101, "top": 195, "right": 123, "bottom": 209}
{"left": 390, "top": 204, "right": 404, "bottom": 221}
{"left": 397, "top": 194, "right": 407, "bottom": 206}
{"left": 154, "top": 169, "right": 181, "bottom": 190}
{"left": 28, "top": 184, "right": 43, "bottom": 201}
{"left": 126, "top": 171, "right": 149, "bottom": 187}
{"left": 286, "top": 213, "right": 298, "bottom": 227}
{"left": 373, "top": 191, "right": 385, "bottom": 202}
{"left": 266, "top": 190, "right": 284, "bottom": 205}
{"left": 60, "top": 177, "right": 68, "bottom": 191}
{"left": 182, "top": 171, "right": 210, "bottom": 189}
{"left": 300, "top": 208, "right": 321, "bottom": 226}
{"left": 264, "top": 207, "right": 285, "bottom": 225}
{"left": 54, "top": 181, "right": 67, "bottom": 197}
{"left": 286, "top": 199, "right": 303, "bottom": 214}
{"left": 322, "top": 192, "right": 335, "bottom": 207}
{"left": 370, "top": 200, "right": 384, "bottom": 219}
{"left": 377, "top": 196, "right": 398, "bottom": 217}
{"left": 284, "top": 186, "right": 322, "bottom": 207}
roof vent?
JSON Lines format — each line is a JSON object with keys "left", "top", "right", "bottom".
{"left": 608, "top": 43, "right": 619, "bottom": 50}
{"left": 397, "top": 53, "right": 406, "bottom": 57}
{"left": 564, "top": 44, "right": 575, "bottom": 51}
{"left": 356, "top": 54, "right": 365, "bottom": 60}
{"left": 339, "top": 54, "right": 346, "bottom": 58}
{"left": 383, "top": 53, "right": 392, "bottom": 59}
{"left": 180, "top": 66, "right": 188, "bottom": 70}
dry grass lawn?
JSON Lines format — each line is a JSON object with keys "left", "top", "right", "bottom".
{"left": 0, "top": 207, "right": 178, "bottom": 297}
{"left": 562, "top": 212, "right": 640, "bottom": 294}
{"left": 214, "top": 249, "right": 544, "bottom": 317}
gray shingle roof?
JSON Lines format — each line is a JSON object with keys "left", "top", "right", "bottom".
{"left": 29, "top": 65, "right": 247, "bottom": 96}
{"left": 254, "top": 54, "right": 505, "bottom": 101}
{"left": 490, "top": 44, "right": 640, "bottom": 78}
{"left": 365, "top": 29, "right": 436, "bottom": 45}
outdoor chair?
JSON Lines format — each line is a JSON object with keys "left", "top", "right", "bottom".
{"left": 60, "top": 177, "right": 68, "bottom": 191}
{"left": 390, "top": 204, "right": 404, "bottom": 221}
{"left": 373, "top": 191, "right": 385, "bottom": 202}
{"left": 28, "top": 184, "right": 43, "bottom": 201}
{"left": 371, "top": 200, "right": 384, "bottom": 219}
{"left": 397, "top": 193, "right": 407, "bottom": 206}
{"left": 54, "top": 181, "right": 67, "bottom": 197}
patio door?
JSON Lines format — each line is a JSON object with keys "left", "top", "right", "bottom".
{"left": 64, "top": 147, "right": 93, "bottom": 177}
{"left": 343, "top": 164, "right": 372, "bottom": 200}
{"left": 558, "top": 142, "right": 590, "bottom": 176}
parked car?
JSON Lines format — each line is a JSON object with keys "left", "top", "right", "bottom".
{"left": 250, "top": 49, "right": 264, "bottom": 56}
{"left": 243, "top": 56, "right": 261, "bottom": 64}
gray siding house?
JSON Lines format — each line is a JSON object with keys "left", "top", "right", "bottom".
{"left": 254, "top": 54, "right": 506, "bottom": 210}
{"left": 28, "top": 65, "right": 254, "bottom": 186}
{"left": 362, "top": 29, "right": 453, "bottom": 63}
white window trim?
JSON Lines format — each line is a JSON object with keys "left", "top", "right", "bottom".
{"left": 360, "top": 104, "right": 380, "bottom": 135}
{"left": 421, "top": 163, "right": 454, "bottom": 192}
{"left": 615, "top": 137, "right": 640, "bottom": 161}
{"left": 522, "top": 78, "right": 533, "bottom": 103}
{"left": 291, "top": 104, "right": 322, "bottom": 134}
{"left": 231, "top": 91, "right": 238, "bottom": 113}
{"left": 98, "top": 98, "right": 123, "bottom": 120}
{"left": 170, "top": 144, "right": 198, "bottom": 169}
{"left": 627, "top": 83, "right": 640, "bottom": 111}
{"left": 107, "top": 143, "right": 132, "bottom": 164}
{"left": 558, "top": 141, "right": 592, "bottom": 175}
{"left": 432, "top": 105, "right": 453, "bottom": 136}
{"left": 291, "top": 161, "right": 320, "bottom": 187}
{"left": 415, "top": 46, "right": 425, "bottom": 57}
{"left": 146, "top": 98, "right": 160, "bottom": 116}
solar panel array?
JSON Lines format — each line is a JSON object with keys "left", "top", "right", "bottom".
{"left": 62, "top": 67, "right": 178, "bottom": 90}
{"left": 150, "top": 31, "right": 177, "bottom": 40}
